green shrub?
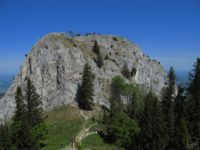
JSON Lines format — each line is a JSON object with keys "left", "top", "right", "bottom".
{"left": 121, "top": 63, "right": 131, "bottom": 79}
{"left": 131, "top": 67, "right": 137, "bottom": 77}
{"left": 113, "top": 37, "right": 118, "bottom": 41}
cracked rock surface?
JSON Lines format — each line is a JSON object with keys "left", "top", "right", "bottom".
{"left": 0, "top": 33, "right": 167, "bottom": 121}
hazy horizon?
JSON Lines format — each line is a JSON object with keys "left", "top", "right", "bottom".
{"left": 0, "top": 70, "right": 190, "bottom": 94}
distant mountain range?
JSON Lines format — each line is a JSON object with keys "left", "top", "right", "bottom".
{"left": 0, "top": 74, "right": 15, "bottom": 95}
{"left": 176, "top": 71, "right": 189, "bottom": 86}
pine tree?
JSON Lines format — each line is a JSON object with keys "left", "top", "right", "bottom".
{"left": 12, "top": 121, "right": 36, "bottom": 150}
{"left": 161, "top": 67, "right": 176, "bottom": 149}
{"left": 187, "top": 58, "right": 200, "bottom": 140}
{"left": 92, "top": 40, "right": 104, "bottom": 68}
{"left": 121, "top": 63, "right": 131, "bottom": 79}
{"left": 96, "top": 52, "right": 104, "bottom": 68}
{"left": 173, "top": 86, "right": 188, "bottom": 150}
{"left": 162, "top": 67, "right": 176, "bottom": 116}
{"left": 164, "top": 103, "right": 175, "bottom": 150}
{"left": 25, "top": 78, "right": 43, "bottom": 127}
{"left": 92, "top": 40, "right": 100, "bottom": 54}
{"left": 78, "top": 63, "right": 94, "bottom": 110}
{"left": 173, "top": 119, "right": 188, "bottom": 150}
{"left": 139, "top": 92, "right": 165, "bottom": 150}
{"left": 24, "top": 78, "right": 46, "bottom": 148}
{"left": 174, "top": 86, "right": 186, "bottom": 120}
{"left": 11, "top": 86, "right": 35, "bottom": 150}
{"left": 151, "top": 95, "right": 165, "bottom": 150}
{"left": 0, "top": 124, "right": 13, "bottom": 150}
{"left": 13, "top": 87, "right": 26, "bottom": 122}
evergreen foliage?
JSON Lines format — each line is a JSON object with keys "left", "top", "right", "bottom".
{"left": 173, "top": 86, "right": 188, "bottom": 150}
{"left": 162, "top": 67, "right": 176, "bottom": 116}
{"left": 12, "top": 120, "right": 36, "bottom": 150}
{"left": 130, "top": 67, "right": 137, "bottom": 77}
{"left": 13, "top": 87, "right": 26, "bottom": 122}
{"left": 109, "top": 76, "right": 144, "bottom": 119}
{"left": 187, "top": 58, "right": 200, "bottom": 141}
{"left": 92, "top": 40, "right": 100, "bottom": 54}
{"left": 138, "top": 92, "right": 165, "bottom": 150}
{"left": 110, "top": 76, "right": 124, "bottom": 104}
{"left": 0, "top": 56, "right": 199, "bottom": 150}
{"left": 127, "top": 92, "right": 138, "bottom": 119}
{"left": 77, "top": 63, "right": 94, "bottom": 110}
{"left": 25, "top": 78, "right": 47, "bottom": 148}
{"left": 124, "top": 84, "right": 144, "bottom": 119}
{"left": 0, "top": 124, "right": 13, "bottom": 150}
{"left": 102, "top": 76, "right": 140, "bottom": 149}
{"left": 10, "top": 78, "right": 47, "bottom": 150}
{"left": 92, "top": 40, "right": 104, "bottom": 68}
{"left": 174, "top": 86, "right": 186, "bottom": 120}
{"left": 96, "top": 52, "right": 104, "bottom": 68}
{"left": 161, "top": 67, "right": 176, "bottom": 149}
{"left": 102, "top": 76, "right": 146, "bottom": 149}
{"left": 25, "top": 78, "right": 43, "bottom": 127}
{"left": 121, "top": 63, "right": 131, "bottom": 79}
{"left": 11, "top": 86, "right": 35, "bottom": 150}
{"left": 173, "top": 119, "right": 188, "bottom": 150}
{"left": 164, "top": 103, "right": 175, "bottom": 150}
{"left": 104, "top": 109, "right": 140, "bottom": 148}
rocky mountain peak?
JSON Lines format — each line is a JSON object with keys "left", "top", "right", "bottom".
{"left": 0, "top": 33, "right": 166, "bottom": 122}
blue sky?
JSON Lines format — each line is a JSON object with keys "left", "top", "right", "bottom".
{"left": 0, "top": 0, "right": 199, "bottom": 74}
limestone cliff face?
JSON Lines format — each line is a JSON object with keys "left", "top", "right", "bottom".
{"left": 0, "top": 33, "right": 167, "bottom": 121}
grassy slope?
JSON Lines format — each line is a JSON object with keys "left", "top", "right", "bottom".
{"left": 42, "top": 105, "right": 123, "bottom": 150}
{"left": 42, "top": 105, "right": 84, "bottom": 150}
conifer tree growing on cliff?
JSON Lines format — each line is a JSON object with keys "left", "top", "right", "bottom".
{"left": 96, "top": 52, "right": 104, "bottom": 68}
{"left": 161, "top": 67, "right": 176, "bottom": 149}
{"left": 92, "top": 40, "right": 104, "bottom": 68}
{"left": 121, "top": 63, "right": 131, "bottom": 79}
{"left": 187, "top": 58, "right": 200, "bottom": 140}
{"left": 78, "top": 63, "right": 94, "bottom": 110}
{"left": 92, "top": 40, "right": 100, "bottom": 54}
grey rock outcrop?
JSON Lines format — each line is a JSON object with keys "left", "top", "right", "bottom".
{"left": 0, "top": 33, "right": 167, "bottom": 121}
